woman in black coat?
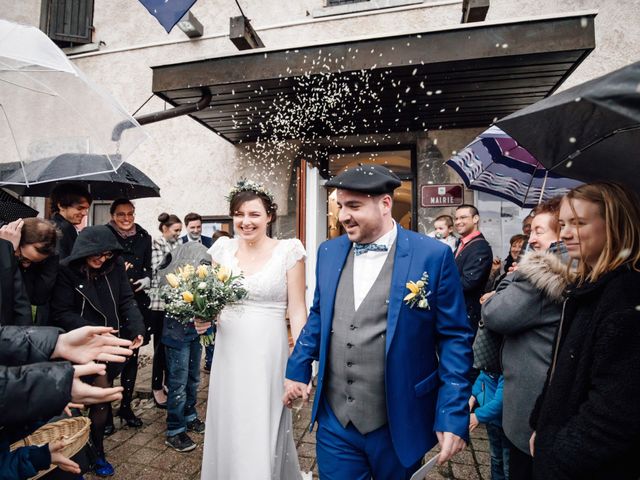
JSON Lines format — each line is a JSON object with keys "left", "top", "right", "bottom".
{"left": 530, "top": 182, "right": 640, "bottom": 480}
{"left": 106, "top": 198, "right": 152, "bottom": 428}
{"left": 50, "top": 225, "right": 144, "bottom": 477}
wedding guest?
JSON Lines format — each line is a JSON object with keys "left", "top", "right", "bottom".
{"left": 530, "top": 182, "right": 640, "bottom": 480}
{"left": 469, "top": 372, "right": 508, "bottom": 480}
{"left": 0, "top": 237, "right": 32, "bottom": 326}
{"left": 180, "top": 212, "right": 213, "bottom": 247}
{"left": 521, "top": 213, "right": 533, "bottom": 236}
{"left": 485, "top": 234, "right": 528, "bottom": 291}
{"left": 50, "top": 225, "right": 145, "bottom": 477}
{"left": 49, "top": 183, "right": 91, "bottom": 259}
{"left": 0, "top": 218, "right": 60, "bottom": 326}
{"left": 454, "top": 204, "right": 493, "bottom": 331}
{"left": 482, "top": 197, "right": 569, "bottom": 479}
{"left": 148, "top": 213, "right": 182, "bottom": 408}
{"left": 428, "top": 214, "right": 457, "bottom": 251}
{"left": 106, "top": 198, "right": 153, "bottom": 429}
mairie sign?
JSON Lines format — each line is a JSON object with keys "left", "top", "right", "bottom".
{"left": 420, "top": 184, "right": 464, "bottom": 207}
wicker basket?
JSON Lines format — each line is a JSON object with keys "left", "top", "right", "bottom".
{"left": 10, "top": 417, "right": 91, "bottom": 479}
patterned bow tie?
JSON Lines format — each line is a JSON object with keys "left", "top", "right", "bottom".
{"left": 353, "top": 243, "right": 389, "bottom": 256}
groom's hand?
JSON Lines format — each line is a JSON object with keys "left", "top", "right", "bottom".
{"left": 436, "top": 431, "right": 466, "bottom": 465}
{"left": 283, "top": 379, "right": 308, "bottom": 408}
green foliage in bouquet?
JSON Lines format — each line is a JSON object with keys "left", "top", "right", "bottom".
{"left": 161, "top": 263, "right": 247, "bottom": 345}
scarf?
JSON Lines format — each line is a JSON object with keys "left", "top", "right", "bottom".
{"left": 109, "top": 220, "right": 137, "bottom": 238}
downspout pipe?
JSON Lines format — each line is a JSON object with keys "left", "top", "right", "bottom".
{"left": 111, "top": 89, "right": 212, "bottom": 142}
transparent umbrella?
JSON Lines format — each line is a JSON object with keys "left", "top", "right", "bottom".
{"left": 0, "top": 19, "right": 148, "bottom": 186}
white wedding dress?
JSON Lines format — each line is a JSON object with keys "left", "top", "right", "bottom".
{"left": 201, "top": 237, "right": 307, "bottom": 480}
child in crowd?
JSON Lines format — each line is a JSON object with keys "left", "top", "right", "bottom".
{"left": 429, "top": 214, "right": 457, "bottom": 251}
{"left": 470, "top": 371, "right": 509, "bottom": 480}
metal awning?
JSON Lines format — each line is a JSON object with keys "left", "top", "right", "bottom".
{"left": 151, "top": 12, "right": 595, "bottom": 144}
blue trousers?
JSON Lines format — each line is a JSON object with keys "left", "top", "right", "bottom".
{"left": 486, "top": 423, "right": 510, "bottom": 480}
{"left": 316, "top": 399, "right": 421, "bottom": 480}
{"left": 165, "top": 339, "right": 201, "bottom": 436}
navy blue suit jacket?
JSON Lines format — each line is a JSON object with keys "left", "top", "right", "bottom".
{"left": 286, "top": 225, "right": 473, "bottom": 467}
{"left": 180, "top": 235, "right": 212, "bottom": 248}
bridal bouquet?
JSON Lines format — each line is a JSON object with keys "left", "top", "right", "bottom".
{"left": 161, "top": 264, "right": 247, "bottom": 346}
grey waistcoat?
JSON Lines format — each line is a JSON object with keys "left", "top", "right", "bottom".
{"left": 325, "top": 241, "right": 396, "bottom": 434}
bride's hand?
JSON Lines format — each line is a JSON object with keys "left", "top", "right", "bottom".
{"left": 283, "top": 379, "right": 308, "bottom": 408}
{"left": 194, "top": 318, "right": 212, "bottom": 335}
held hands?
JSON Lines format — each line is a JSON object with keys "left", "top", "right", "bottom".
{"left": 49, "top": 439, "right": 81, "bottom": 474}
{"left": 469, "top": 413, "right": 479, "bottom": 432}
{"left": 52, "top": 326, "right": 134, "bottom": 364}
{"left": 282, "top": 379, "right": 310, "bottom": 408}
{"left": 479, "top": 291, "right": 496, "bottom": 305}
{"left": 436, "top": 432, "right": 466, "bottom": 465}
{"left": 71, "top": 363, "right": 123, "bottom": 405}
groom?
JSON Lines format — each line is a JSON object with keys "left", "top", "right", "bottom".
{"left": 284, "top": 165, "right": 473, "bottom": 479}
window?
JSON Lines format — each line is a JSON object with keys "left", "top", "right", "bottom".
{"left": 40, "top": 0, "right": 95, "bottom": 48}
{"left": 325, "top": 148, "right": 417, "bottom": 237}
{"left": 327, "top": 0, "right": 370, "bottom": 5}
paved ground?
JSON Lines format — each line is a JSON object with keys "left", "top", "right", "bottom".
{"left": 85, "top": 352, "right": 491, "bottom": 479}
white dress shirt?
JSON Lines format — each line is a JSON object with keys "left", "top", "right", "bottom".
{"left": 352, "top": 222, "right": 397, "bottom": 310}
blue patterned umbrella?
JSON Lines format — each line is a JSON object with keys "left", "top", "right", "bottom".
{"left": 446, "top": 126, "right": 582, "bottom": 208}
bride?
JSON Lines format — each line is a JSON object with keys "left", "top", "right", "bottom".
{"left": 201, "top": 180, "right": 309, "bottom": 479}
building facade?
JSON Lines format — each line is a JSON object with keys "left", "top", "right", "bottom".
{"left": 3, "top": 0, "right": 640, "bottom": 277}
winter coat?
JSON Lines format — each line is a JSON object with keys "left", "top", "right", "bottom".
{"left": 49, "top": 226, "right": 145, "bottom": 343}
{"left": 0, "top": 326, "right": 73, "bottom": 428}
{"left": 530, "top": 265, "right": 640, "bottom": 480}
{"left": 482, "top": 250, "right": 570, "bottom": 455}
{"left": 106, "top": 223, "right": 152, "bottom": 310}
{"left": 0, "top": 239, "right": 32, "bottom": 326}
{"left": 0, "top": 442, "right": 51, "bottom": 480}
{"left": 471, "top": 371, "right": 504, "bottom": 427}
{"left": 51, "top": 213, "right": 77, "bottom": 260}
{"left": 454, "top": 233, "right": 493, "bottom": 330}
{"left": 20, "top": 255, "right": 59, "bottom": 326}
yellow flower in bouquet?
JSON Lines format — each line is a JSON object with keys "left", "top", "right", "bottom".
{"left": 196, "top": 264, "right": 208, "bottom": 279}
{"left": 178, "top": 264, "right": 195, "bottom": 281}
{"left": 182, "top": 291, "right": 194, "bottom": 303}
{"left": 166, "top": 273, "right": 180, "bottom": 288}
{"left": 216, "top": 265, "right": 231, "bottom": 282}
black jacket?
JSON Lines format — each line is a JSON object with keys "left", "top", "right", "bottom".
{"left": 51, "top": 213, "right": 78, "bottom": 260}
{"left": 0, "top": 326, "right": 73, "bottom": 428}
{"left": 531, "top": 266, "right": 640, "bottom": 480}
{"left": 50, "top": 226, "right": 145, "bottom": 342}
{"left": 0, "top": 239, "right": 32, "bottom": 326}
{"left": 106, "top": 223, "right": 152, "bottom": 309}
{"left": 454, "top": 233, "right": 493, "bottom": 330}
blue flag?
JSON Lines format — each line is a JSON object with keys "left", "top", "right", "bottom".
{"left": 139, "top": 0, "right": 199, "bottom": 33}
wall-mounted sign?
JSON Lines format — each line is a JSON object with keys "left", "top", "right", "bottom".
{"left": 421, "top": 184, "right": 464, "bottom": 207}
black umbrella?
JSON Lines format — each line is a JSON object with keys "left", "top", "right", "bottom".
{"left": 496, "top": 61, "right": 640, "bottom": 190}
{"left": 0, "top": 188, "right": 38, "bottom": 222}
{"left": 2, "top": 155, "right": 160, "bottom": 200}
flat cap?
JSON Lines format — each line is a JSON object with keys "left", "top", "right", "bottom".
{"left": 325, "top": 164, "right": 402, "bottom": 194}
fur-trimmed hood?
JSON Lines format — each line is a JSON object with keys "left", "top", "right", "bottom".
{"left": 516, "top": 250, "right": 573, "bottom": 303}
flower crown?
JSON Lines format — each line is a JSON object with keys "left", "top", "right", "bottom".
{"left": 226, "top": 179, "right": 274, "bottom": 203}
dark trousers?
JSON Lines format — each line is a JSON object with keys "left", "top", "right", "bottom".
{"left": 149, "top": 310, "right": 167, "bottom": 391}
{"left": 316, "top": 399, "right": 420, "bottom": 480}
{"left": 119, "top": 348, "right": 139, "bottom": 411}
{"left": 204, "top": 343, "right": 214, "bottom": 368}
{"left": 508, "top": 443, "right": 533, "bottom": 480}
{"left": 486, "top": 423, "right": 510, "bottom": 480}
{"left": 164, "top": 339, "right": 201, "bottom": 436}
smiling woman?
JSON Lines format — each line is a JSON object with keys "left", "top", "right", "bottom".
{"left": 531, "top": 182, "right": 640, "bottom": 480}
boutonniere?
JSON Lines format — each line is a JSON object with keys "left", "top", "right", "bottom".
{"left": 404, "top": 272, "right": 430, "bottom": 310}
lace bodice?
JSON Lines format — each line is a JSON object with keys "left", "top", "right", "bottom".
{"left": 208, "top": 237, "right": 306, "bottom": 305}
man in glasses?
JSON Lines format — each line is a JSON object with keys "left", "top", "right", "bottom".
{"left": 50, "top": 183, "right": 92, "bottom": 259}
{"left": 454, "top": 204, "right": 493, "bottom": 332}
